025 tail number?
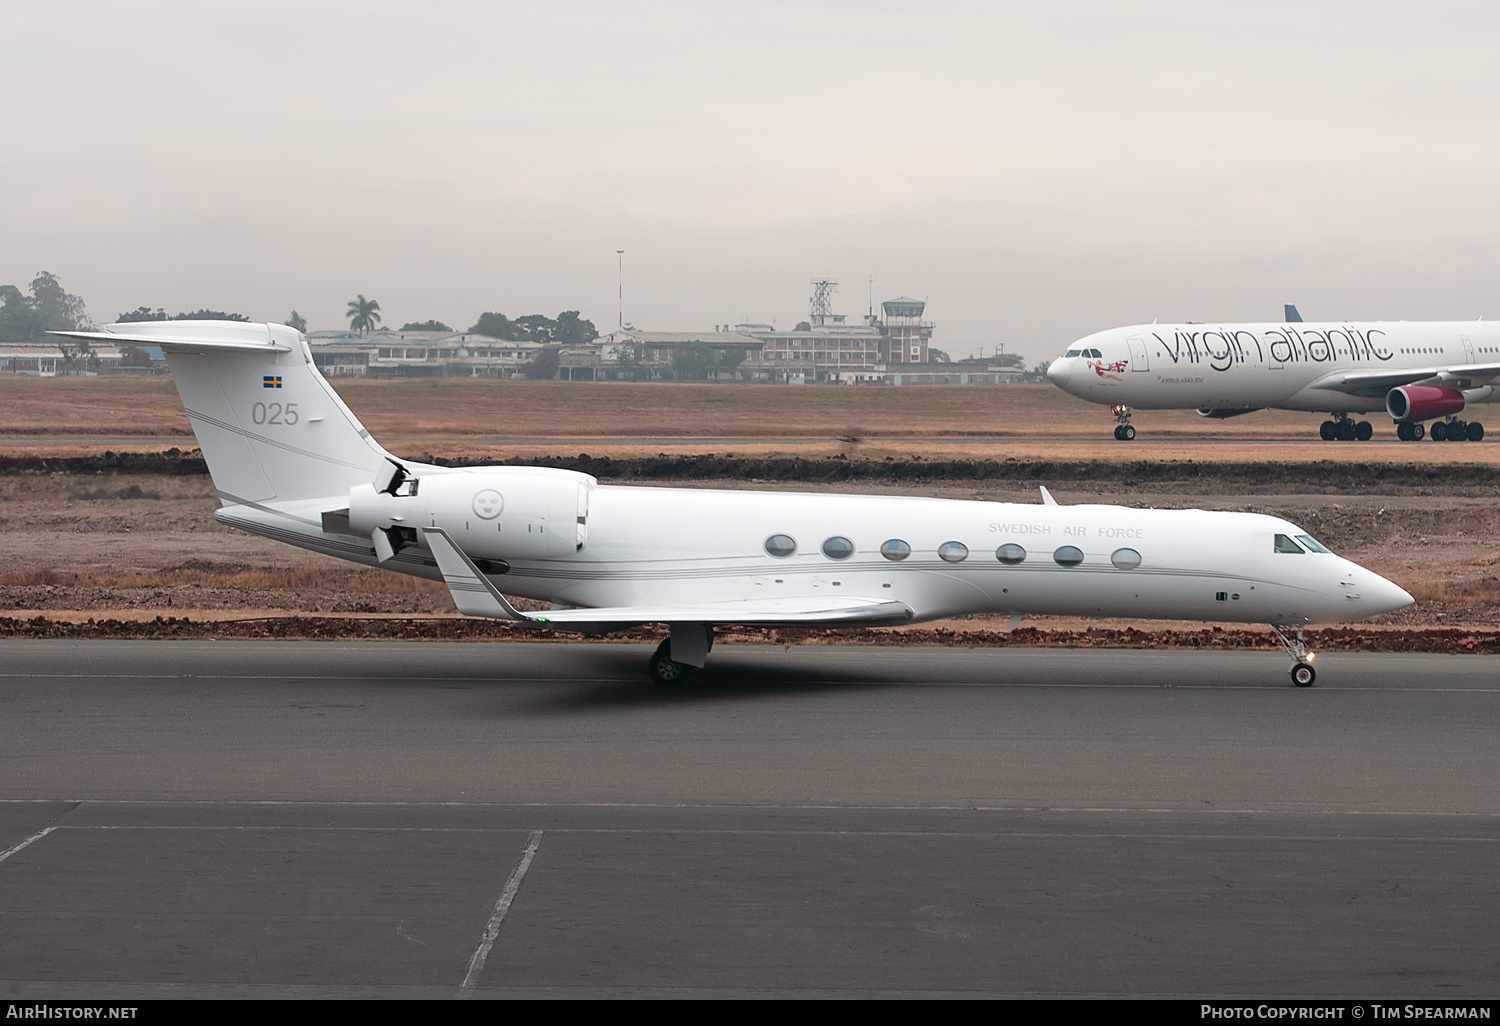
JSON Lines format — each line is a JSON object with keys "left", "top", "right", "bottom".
{"left": 251, "top": 402, "right": 298, "bottom": 425}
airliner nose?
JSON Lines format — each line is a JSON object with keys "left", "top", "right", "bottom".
{"left": 1046, "top": 357, "right": 1072, "bottom": 389}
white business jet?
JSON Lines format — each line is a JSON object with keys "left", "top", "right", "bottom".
{"left": 56, "top": 321, "right": 1413, "bottom": 687}
{"left": 1047, "top": 306, "right": 1500, "bottom": 442}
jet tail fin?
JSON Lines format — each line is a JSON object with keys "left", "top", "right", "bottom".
{"left": 53, "top": 321, "right": 392, "bottom": 504}
{"left": 1284, "top": 304, "right": 1303, "bottom": 323}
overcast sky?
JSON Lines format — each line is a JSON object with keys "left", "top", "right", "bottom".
{"left": 5, "top": 1, "right": 1500, "bottom": 362}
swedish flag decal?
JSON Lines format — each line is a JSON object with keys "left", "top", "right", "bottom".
{"left": 262, "top": 376, "right": 282, "bottom": 389}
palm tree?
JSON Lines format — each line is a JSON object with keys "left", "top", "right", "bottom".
{"left": 347, "top": 295, "right": 381, "bottom": 337}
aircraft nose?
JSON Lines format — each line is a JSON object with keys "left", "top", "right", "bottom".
{"left": 1340, "top": 568, "right": 1414, "bottom": 618}
{"left": 1363, "top": 575, "right": 1415, "bottom": 617}
{"left": 1046, "top": 357, "right": 1072, "bottom": 389}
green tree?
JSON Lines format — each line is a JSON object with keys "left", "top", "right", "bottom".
{"left": 928, "top": 347, "right": 951, "bottom": 363}
{"left": 285, "top": 311, "right": 308, "bottom": 333}
{"left": 554, "top": 310, "right": 597, "bottom": 344}
{"left": 347, "top": 295, "right": 381, "bottom": 336}
{"left": 117, "top": 307, "right": 168, "bottom": 322}
{"left": 120, "top": 344, "right": 154, "bottom": 367}
{"left": 524, "top": 345, "right": 561, "bottom": 380}
{"left": 399, "top": 320, "right": 451, "bottom": 332}
{"left": 173, "top": 310, "right": 248, "bottom": 321}
{"left": 512, "top": 314, "right": 556, "bottom": 343}
{"left": 672, "top": 341, "right": 746, "bottom": 380}
{"left": 614, "top": 339, "right": 646, "bottom": 380}
{"left": 0, "top": 271, "right": 89, "bottom": 343}
{"left": 470, "top": 312, "right": 515, "bottom": 340}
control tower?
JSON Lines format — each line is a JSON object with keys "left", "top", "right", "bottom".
{"left": 881, "top": 297, "right": 932, "bottom": 363}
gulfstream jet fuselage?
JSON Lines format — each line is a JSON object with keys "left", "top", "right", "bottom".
{"left": 55, "top": 320, "right": 1414, "bottom": 687}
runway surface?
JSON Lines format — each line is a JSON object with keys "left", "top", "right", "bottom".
{"left": 1, "top": 641, "right": 1496, "bottom": 998}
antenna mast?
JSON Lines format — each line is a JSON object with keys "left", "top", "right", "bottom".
{"left": 809, "top": 279, "right": 837, "bottom": 328}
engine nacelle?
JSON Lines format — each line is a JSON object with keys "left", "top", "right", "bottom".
{"left": 1385, "top": 385, "right": 1465, "bottom": 423}
{"left": 349, "top": 466, "right": 595, "bottom": 561}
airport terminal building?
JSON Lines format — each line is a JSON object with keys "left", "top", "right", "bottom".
{"left": 302, "top": 294, "right": 1023, "bottom": 385}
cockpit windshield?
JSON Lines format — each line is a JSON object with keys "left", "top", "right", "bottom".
{"left": 1275, "top": 533, "right": 1334, "bottom": 554}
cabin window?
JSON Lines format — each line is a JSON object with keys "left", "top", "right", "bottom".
{"left": 822, "top": 536, "right": 855, "bottom": 560}
{"left": 1296, "top": 534, "right": 1332, "bottom": 554}
{"left": 1110, "top": 547, "right": 1141, "bottom": 569}
{"left": 938, "top": 541, "right": 969, "bottom": 562}
{"left": 1274, "top": 534, "right": 1305, "bottom": 554}
{"left": 1054, "top": 545, "right": 1084, "bottom": 566}
{"left": 880, "top": 539, "right": 911, "bottom": 560}
{"left": 996, "top": 543, "right": 1026, "bottom": 564}
{"left": 764, "top": 534, "right": 797, "bottom": 558}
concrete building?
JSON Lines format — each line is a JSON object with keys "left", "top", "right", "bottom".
{"left": 1, "top": 343, "right": 126, "bottom": 376}
{"left": 306, "top": 330, "right": 543, "bottom": 377}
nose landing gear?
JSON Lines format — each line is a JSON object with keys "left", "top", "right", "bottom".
{"left": 1112, "top": 405, "right": 1135, "bottom": 441}
{"left": 1271, "top": 624, "right": 1316, "bottom": 687}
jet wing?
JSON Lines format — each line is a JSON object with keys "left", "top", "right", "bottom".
{"left": 1306, "top": 362, "right": 1500, "bottom": 397}
{"left": 423, "top": 528, "right": 914, "bottom": 630}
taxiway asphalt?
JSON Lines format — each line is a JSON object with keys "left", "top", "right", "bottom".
{"left": 1, "top": 641, "right": 1496, "bottom": 998}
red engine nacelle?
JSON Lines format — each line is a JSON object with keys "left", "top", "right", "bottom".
{"left": 1386, "top": 385, "right": 1465, "bottom": 423}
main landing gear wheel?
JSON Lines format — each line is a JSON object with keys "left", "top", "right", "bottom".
{"left": 1113, "top": 424, "right": 1136, "bottom": 441}
{"left": 1271, "top": 624, "right": 1317, "bottom": 688}
{"left": 1320, "top": 418, "right": 1371, "bottom": 441}
{"left": 647, "top": 638, "right": 691, "bottom": 686}
{"left": 1469, "top": 422, "right": 1485, "bottom": 442}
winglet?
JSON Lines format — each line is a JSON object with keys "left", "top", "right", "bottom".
{"left": 421, "top": 527, "right": 531, "bottom": 621}
{"left": 1039, "top": 486, "right": 1058, "bottom": 506}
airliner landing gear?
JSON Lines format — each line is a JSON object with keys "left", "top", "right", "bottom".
{"left": 1112, "top": 405, "right": 1134, "bottom": 441}
{"left": 648, "top": 639, "right": 691, "bottom": 686}
{"left": 1319, "top": 415, "right": 1371, "bottom": 441}
{"left": 1396, "top": 421, "right": 1426, "bottom": 441}
{"left": 1271, "top": 624, "right": 1316, "bottom": 687}
{"left": 1430, "top": 418, "right": 1485, "bottom": 442}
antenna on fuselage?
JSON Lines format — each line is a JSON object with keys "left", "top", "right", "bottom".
{"left": 1039, "top": 486, "right": 1059, "bottom": 506}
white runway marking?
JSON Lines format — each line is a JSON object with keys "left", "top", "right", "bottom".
{"left": 461, "top": 830, "right": 543, "bottom": 993}
{"left": 0, "top": 825, "right": 57, "bottom": 864}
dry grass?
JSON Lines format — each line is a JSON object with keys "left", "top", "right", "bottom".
{"left": 0, "top": 564, "right": 448, "bottom": 597}
{"left": 0, "top": 375, "right": 1444, "bottom": 441}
